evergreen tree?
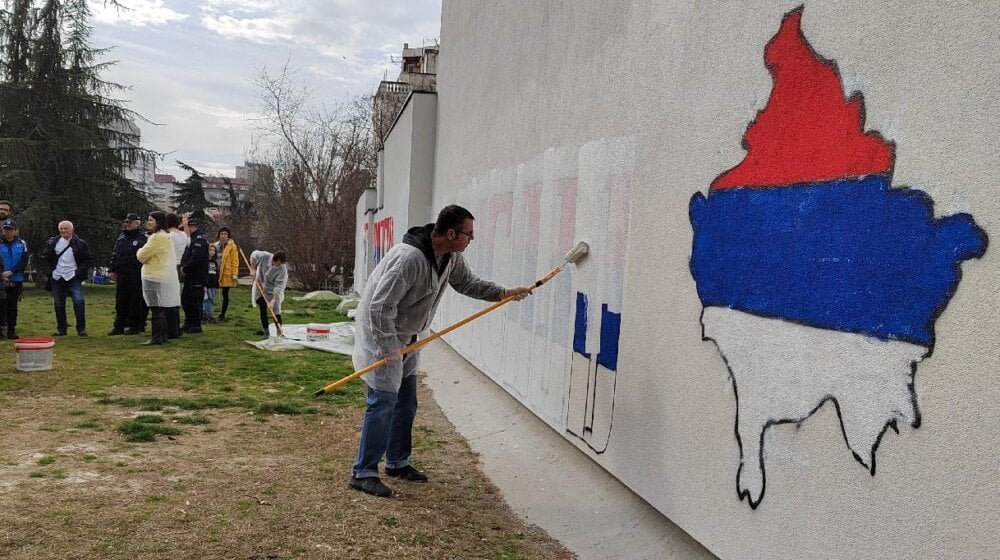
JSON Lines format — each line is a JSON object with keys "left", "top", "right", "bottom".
{"left": 170, "top": 161, "right": 210, "bottom": 225}
{"left": 0, "top": 0, "right": 153, "bottom": 272}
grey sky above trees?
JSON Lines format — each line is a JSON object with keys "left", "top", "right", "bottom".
{"left": 90, "top": 0, "right": 441, "bottom": 177}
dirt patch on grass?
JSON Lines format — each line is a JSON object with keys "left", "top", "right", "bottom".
{"left": 0, "top": 378, "right": 573, "bottom": 559}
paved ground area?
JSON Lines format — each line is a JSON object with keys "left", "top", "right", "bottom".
{"left": 421, "top": 339, "right": 716, "bottom": 560}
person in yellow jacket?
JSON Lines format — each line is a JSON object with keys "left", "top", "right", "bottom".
{"left": 215, "top": 227, "right": 240, "bottom": 321}
{"left": 136, "top": 212, "right": 180, "bottom": 345}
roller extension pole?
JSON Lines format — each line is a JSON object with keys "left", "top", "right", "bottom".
{"left": 312, "top": 241, "right": 589, "bottom": 397}
{"left": 239, "top": 247, "right": 284, "bottom": 338}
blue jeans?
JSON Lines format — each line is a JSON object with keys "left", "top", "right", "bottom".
{"left": 51, "top": 277, "right": 86, "bottom": 334}
{"left": 352, "top": 370, "right": 419, "bottom": 479}
{"left": 203, "top": 287, "right": 216, "bottom": 318}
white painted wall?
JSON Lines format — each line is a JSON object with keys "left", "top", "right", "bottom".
{"left": 427, "top": 2, "right": 1000, "bottom": 559}
{"left": 353, "top": 187, "right": 375, "bottom": 293}
{"left": 353, "top": 93, "right": 437, "bottom": 292}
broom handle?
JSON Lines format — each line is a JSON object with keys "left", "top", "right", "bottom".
{"left": 239, "top": 247, "right": 283, "bottom": 337}
{"left": 313, "top": 263, "right": 564, "bottom": 396}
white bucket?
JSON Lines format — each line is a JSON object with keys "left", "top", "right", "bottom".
{"left": 306, "top": 324, "right": 331, "bottom": 342}
{"left": 15, "top": 338, "right": 55, "bottom": 371}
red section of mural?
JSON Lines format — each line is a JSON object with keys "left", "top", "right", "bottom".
{"left": 712, "top": 8, "right": 894, "bottom": 190}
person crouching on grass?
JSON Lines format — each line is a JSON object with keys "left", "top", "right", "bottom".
{"left": 250, "top": 250, "right": 287, "bottom": 339}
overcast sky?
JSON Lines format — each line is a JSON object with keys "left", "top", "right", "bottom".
{"left": 89, "top": 0, "right": 442, "bottom": 178}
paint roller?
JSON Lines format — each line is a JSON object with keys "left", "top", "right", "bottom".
{"left": 312, "top": 240, "right": 590, "bottom": 397}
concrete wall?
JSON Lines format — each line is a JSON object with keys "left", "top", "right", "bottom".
{"left": 428, "top": 2, "right": 1000, "bottom": 559}
{"left": 406, "top": 93, "right": 437, "bottom": 228}
{"left": 354, "top": 93, "right": 437, "bottom": 293}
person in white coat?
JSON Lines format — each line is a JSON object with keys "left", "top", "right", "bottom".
{"left": 348, "top": 205, "right": 530, "bottom": 498}
{"left": 136, "top": 212, "right": 180, "bottom": 346}
{"left": 250, "top": 250, "right": 287, "bottom": 337}
{"left": 165, "top": 212, "right": 189, "bottom": 339}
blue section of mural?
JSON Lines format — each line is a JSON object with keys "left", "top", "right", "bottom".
{"left": 597, "top": 304, "right": 621, "bottom": 371}
{"left": 574, "top": 291, "right": 591, "bottom": 358}
{"left": 574, "top": 292, "right": 622, "bottom": 370}
{"left": 689, "top": 175, "right": 987, "bottom": 346}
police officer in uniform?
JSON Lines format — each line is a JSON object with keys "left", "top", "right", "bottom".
{"left": 108, "top": 213, "right": 147, "bottom": 335}
{"left": 180, "top": 216, "right": 209, "bottom": 333}
{"left": 108, "top": 212, "right": 149, "bottom": 336}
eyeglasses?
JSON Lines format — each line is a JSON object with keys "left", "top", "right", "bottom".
{"left": 456, "top": 230, "right": 475, "bottom": 241}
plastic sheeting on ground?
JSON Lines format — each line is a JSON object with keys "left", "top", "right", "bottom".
{"left": 336, "top": 295, "right": 360, "bottom": 314}
{"left": 245, "top": 321, "right": 355, "bottom": 355}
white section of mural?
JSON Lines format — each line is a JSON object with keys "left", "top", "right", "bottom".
{"left": 701, "top": 306, "right": 927, "bottom": 509}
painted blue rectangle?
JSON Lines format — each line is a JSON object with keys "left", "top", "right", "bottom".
{"left": 574, "top": 291, "right": 591, "bottom": 358}
{"left": 597, "top": 304, "right": 621, "bottom": 371}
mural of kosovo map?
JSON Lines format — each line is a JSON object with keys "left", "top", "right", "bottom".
{"left": 688, "top": 8, "right": 988, "bottom": 509}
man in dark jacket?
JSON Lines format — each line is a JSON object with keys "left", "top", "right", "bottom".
{"left": 108, "top": 213, "right": 148, "bottom": 335}
{"left": 180, "top": 217, "right": 210, "bottom": 333}
{"left": 0, "top": 219, "right": 28, "bottom": 339}
{"left": 39, "top": 221, "right": 93, "bottom": 336}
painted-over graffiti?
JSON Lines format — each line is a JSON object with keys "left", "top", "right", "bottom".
{"left": 363, "top": 216, "right": 395, "bottom": 267}
{"left": 437, "top": 138, "right": 632, "bottom": 446}
{"left": 688, "top": 8, "right": 988, "bottom": 509}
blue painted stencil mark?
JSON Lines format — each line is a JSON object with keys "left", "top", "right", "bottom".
{"left": 574, "top": 291, "right": 591, "bottom": 358}
{"left": 597, "top": 304, "right": 621, "bottom": 371}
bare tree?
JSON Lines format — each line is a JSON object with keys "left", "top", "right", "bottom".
{"left": 248, "top": 64, "right": 375, "bottom": 290}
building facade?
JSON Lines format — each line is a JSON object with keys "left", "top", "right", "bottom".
{"left": 359, "top": 3, "right": 1000, "bottom": 558}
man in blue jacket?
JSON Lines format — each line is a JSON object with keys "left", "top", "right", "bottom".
{"left": 0, "top": 219, "right": 28, "bottom": 339}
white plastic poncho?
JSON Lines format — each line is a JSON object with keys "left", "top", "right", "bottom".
{"left": 354, "top": 242, "right": 505, "bottom": 392}
{"left": 250, "top": 250, "right": 288, "bottom": 314}
{"left": 136, "top": 230, "right": 181, "bottom": 307}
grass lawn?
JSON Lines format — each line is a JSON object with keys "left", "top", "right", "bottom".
{"left": 0, "top": 284, "right": 571, "bottom": 559}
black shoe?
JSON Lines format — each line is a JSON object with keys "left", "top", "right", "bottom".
{"left": 384, "top": 465, "right": 428, "bottom": 483}
{"left": 124, "top": 328, "right": 141, "bottom": 335}
{"left": 0, "top": 333, "right": 5, "bottom": 340}
{"left": 349, "top": 477, "right": 393, "bottom": 497}
{"left": 141, "top": 338, "right": 166, "bottom": 346}
{"left": 53, "top": 331, "right": 67, "bottom": 337}
{"left": 108, "top": 329, "right": 125, "bottom": 336}
{"left": 77, "top": 331, "right": 88, "bottom": 337}
{"left": 185, "top": 326, "right": 203, "bottom": 334}
{"left": 7, "top": 332, "right": 16, "bottom": 340}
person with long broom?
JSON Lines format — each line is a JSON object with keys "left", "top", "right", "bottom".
{"left": 349, "top": 205, "right": 531, "bottom": 498}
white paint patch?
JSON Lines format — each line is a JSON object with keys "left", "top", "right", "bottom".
{"left": 701, "top": 306, "right": 928, "bottom": 508}
{"left": 567, "top": 137, "right": 633, "bottom": 451}
{"left": 436, "top": 138, "right": 633, "bottom": 434}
